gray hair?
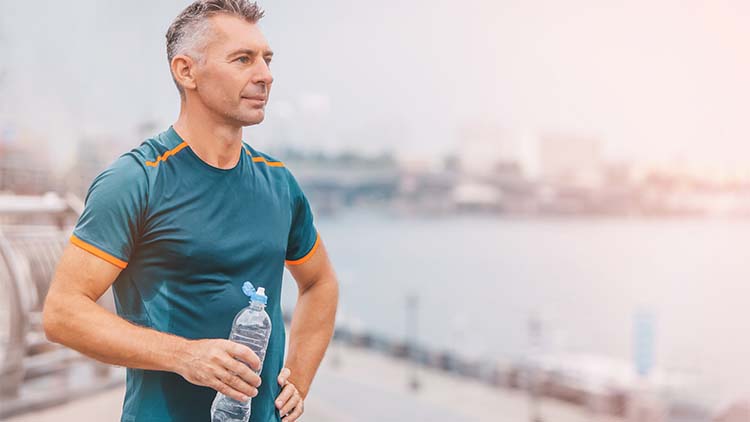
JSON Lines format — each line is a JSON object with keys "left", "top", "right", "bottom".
{"left": 165, "top": 0, "right": 265, "bottom": 95}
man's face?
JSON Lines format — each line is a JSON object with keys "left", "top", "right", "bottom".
{"left": 192, "top": 14, "right": 274, "bottom": 126}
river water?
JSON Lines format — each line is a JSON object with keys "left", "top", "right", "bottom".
{"left": 282, "top": 211, "right": 750, "bottom": 404}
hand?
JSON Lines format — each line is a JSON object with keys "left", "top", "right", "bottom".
{"left": 175, "top": 338, "right": 262, "bottom": 402}
{"left": 275, "top": 367, "right": 304, "bottom": 421}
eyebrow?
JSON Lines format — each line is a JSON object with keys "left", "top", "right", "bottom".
{"left": 226, "top": 48, "right": 274, "bottom": 59}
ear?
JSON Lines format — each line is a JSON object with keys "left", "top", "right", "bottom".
{"left": 171, "top": 54, "right": 198, "bottom": 92}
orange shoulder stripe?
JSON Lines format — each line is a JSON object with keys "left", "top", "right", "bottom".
{"left": 285, "top": 232, "right": 321, "bottom": 266}
{"left": 244, "top": 149, "right": 285, "bottom": 167}
{"left": 70, "top": 235, "right": 128, "bottom": 269}
{"left": 145, "top": 142, "right": 188, "bottom": 167}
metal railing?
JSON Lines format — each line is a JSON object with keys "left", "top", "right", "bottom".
{"left": 0, "top": 193, "right": 121, "bottom": 419}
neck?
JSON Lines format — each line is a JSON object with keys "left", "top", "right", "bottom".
{"left": 172, "top": 98, "right": 244, "bottom": 170}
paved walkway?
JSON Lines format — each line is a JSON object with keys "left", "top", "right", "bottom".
{"left": 6, "top": 343, "right": 623, "bottom": 422}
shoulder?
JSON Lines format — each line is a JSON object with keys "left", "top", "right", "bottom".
{"left": 242, "top": 143, "right": 307, "bottom": 198}
{"left": 242, "top": 142, "right": 297, "bottom": 181}
{"left": 101, "top": 129, "right": 187, "bottom": 188}
{"left": 242, "top": 143, "right": 286, "bottom": 169}
{"left": 92, "top": 151, "right": 148, "bottom": 192}
{"left": 84, "top": 134, "right": 175, "bottom": 203}
{"left": 135, "top": 130, "right": 187, "bottom": 170}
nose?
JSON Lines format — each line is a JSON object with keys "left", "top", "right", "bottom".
{"left": 252, "top": 59, "right": 274, "bottom": 87}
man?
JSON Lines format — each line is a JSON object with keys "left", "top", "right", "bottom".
{"left": 42, "top": 1, "right": 338, "bottom": 421}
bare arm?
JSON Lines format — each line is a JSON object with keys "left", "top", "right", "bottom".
{"left": 283, "top": 238, "right": 339, "bottom": 399}
{"left": 43, "top": 244, "right": 180, "bottom": 369}
{"left": 43, "top": 243, "right": 263, "bottom": 402}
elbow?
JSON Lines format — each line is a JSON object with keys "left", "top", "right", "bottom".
{"left": 298, "top": 269, "right": 339, "bottom": 298}
{"left": 42, "top": 296, "right": 64, "bottom": 344}
{"left": 321, "top": 272, "right": 340, "bottom": 307}
{"left": 330, "top": 275, "right": 340, "bottom": 301}
{"left": 315, "top": 272, "right": 340, "bottom": 298}
{"left": 325, "top": 271, "right": 339, "bottom": 297}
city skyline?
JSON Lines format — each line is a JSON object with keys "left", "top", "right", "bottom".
{"left": 1, "top": 0, "right": 749, "bottom": 173}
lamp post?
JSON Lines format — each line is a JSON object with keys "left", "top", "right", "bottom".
{"left": 527, "top": 314, "right": 543, "bottom": 422}
{"left": 406, "top": 292, "right": 420, "bottom": 391}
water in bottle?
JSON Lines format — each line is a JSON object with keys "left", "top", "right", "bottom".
{"left": 211, "top": 281, "right": 272, "bottom": 422}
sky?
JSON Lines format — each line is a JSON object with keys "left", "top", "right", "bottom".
{"left": 1, "top": 0, "right": 749, "bottom": 171}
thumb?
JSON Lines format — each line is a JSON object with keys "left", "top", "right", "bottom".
{"left": 278, "top": 367, "right": 291, "bottom": 386}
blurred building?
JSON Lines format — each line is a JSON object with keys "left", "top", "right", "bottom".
{"left": 0, "top": 127, "right": 54, "bottom": 195}
{"left": 450, "top": 123, "right": 536, "bottom": 212}
{"left": 63, "top": 134, "right": 136, "bottom": 197}
{"left": 456, "top": 123, "right": 524, "bottom": 178}
{"left": 539, "top": 134, "right": 603, "bottom": 190}
{"left": 283, "top": 149, "right": 401, "bottom": 214}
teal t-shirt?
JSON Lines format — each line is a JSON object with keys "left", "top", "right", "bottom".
{"left": 71, "top": 126, "right": 319, "bottom": 422}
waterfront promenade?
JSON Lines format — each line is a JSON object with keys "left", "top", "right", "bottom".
{"left": 6, "top": 342, "right": 624, "bottom": 422}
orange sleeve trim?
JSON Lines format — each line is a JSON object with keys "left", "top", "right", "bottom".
{"left": 285, "top": 232, "right": 321, "bottom": 266}
{"left": 70, "top": 235, "right": 128, "bottom": 269}
{"left": 145, "top": 142, "right": 188, "bottom": 167}
{"left": 245, "top": 149, "right": 285, "bottom": 167}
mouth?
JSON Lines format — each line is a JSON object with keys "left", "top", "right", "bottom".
{"left": 241, "top": 96, "right": 267, "bottom": 103}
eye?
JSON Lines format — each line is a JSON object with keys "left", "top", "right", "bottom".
{"left": 235, "top": 56, "right": 250, "bottom": 64}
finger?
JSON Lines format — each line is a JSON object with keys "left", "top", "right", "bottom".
{"left": 210, "top": 378, "right": 249, "bottom": 403}
{"left": 279, "top": 387, "right": 300, "bottom": 416}
{"left": 219, "top": 369, "right": 258, "bottom": 399}
{"left": 282, "top": 399, "right": 304, "bottom": 422}
{"left": 229, "top": 342, "right": 261, "bottom": 371}
{"left": 225, "top": 357, "right": 262, "bottom": 388}
{"left": 275, "top": 383, "right": 296, "bottom": 411}
{"left": 278, "top": 367, "right": 291, "bottom": 386}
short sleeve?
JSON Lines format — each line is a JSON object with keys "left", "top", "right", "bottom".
{"left": 71, "top": 154, "right": 148, "bottom": 269}
{"left": 285, "top": 171, "right": 319, "bottom": 265}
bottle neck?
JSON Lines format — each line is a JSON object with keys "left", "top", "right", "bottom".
{"left": 249, "top": 301, "right": 266, "bottom": 311}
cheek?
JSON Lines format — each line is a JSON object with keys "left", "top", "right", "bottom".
{"left": 202, "top": 69, "right": 242, "bottom": 102}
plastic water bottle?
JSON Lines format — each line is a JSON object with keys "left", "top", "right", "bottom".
{"left": 211, "top": 282, "right": 272, "bottom": 422}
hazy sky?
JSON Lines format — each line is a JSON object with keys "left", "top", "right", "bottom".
{"left": 1, "top": 0, "right": 749, "bottom": 170}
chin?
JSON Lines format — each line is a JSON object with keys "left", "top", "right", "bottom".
{"left": 236, "top": 110, "right": 265, "bottom": 127}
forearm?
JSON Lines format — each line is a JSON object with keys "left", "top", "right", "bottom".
{"left": 284, "top": 276, "right": 338, "bottom": 398}
{"left": 43, "top": 291, "right": 188, "bottom": 373}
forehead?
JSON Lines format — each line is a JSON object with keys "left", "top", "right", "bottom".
{"left": 205, "top": 14, "right": 271, "bottom": 54}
